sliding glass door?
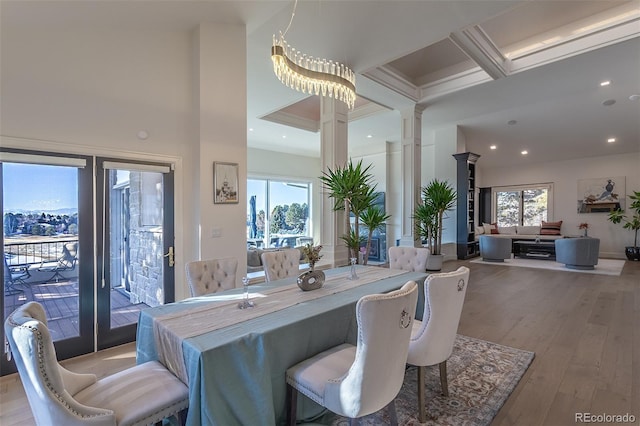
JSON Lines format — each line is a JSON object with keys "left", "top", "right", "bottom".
{"left": 1, "top": 150, "right": 175, "bottom": 374}
{"left": 1, "top": 151, "right": 94, "bottom": 375}
{"left": 96, "top": 159, "right": 175, "bottom": 350}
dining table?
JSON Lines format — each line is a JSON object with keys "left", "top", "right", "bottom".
{"left": 136, "top": 265, "right": 427, "bottom": 426}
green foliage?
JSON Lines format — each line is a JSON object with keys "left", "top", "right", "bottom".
{"left": 320, "top": 159, "right": 377, "bottom": 261}
{"left": 414, "top": 179, "right": 456, "bottom": 255}
{"left": 360, "top": 206, "right": 390, "bottom": 265}
{"left": 340, "top": 228, "right": 366, "bottom": 256}
{"left": 608, "top": 190, "right": 640, "bottom": 247}
{"left": 270, "top": 205, "right": 286, "bottom": 234}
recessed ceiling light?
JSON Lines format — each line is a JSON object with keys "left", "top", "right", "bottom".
{"left": 630, "top": 94, "right": 640, "bottom": 101}
{"left": 600, "top": 80, "right": 611, "bottom": 87}
{"left": 507, "top": 120, "right": 517, "bottom": 125}
{"left": 367, "top": 134, "right": 373, "bottom": 139}
{"left": 282, "top": 135, "right": 287, "bottom": 139}
{"left": 137, "top": 130, "right": 149, "bottom": 140}
{"left": 521, "top": 150, "right": 528, "bottom": 155}
{"left": 249, "top": 128, "right": 254, "bottom": 132}
{"left": 607, "top": 138, "right": 616, "bottom": 143}
{"left": 490, "top": 145, "right": 497, "bottom": 150}
{"left": 602, "top": 99, "right": 616, "bottom": 106}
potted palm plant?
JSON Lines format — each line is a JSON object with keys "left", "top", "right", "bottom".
{"left": 320, "top": 159, "right": 376, "bottom": 263}
{"left": 607, "top": 190, "right": 640, "bottom": 261}
{"left": 360, "top": 206, "right": 390, "bottom": 265}
{"left": 413, "top": 179, "right": 457, "bottom": 270}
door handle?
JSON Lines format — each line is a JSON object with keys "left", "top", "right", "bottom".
{"left": 163, "top": 246, "right": 175, "bottom": 268}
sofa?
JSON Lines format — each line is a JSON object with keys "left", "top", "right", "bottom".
{"left": 247, "top": 247, "right": 305, "bottom": 273}
{"left": 475, "top": 222, "right": 565, "bottom": 241}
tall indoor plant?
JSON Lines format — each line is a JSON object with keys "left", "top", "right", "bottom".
{"left": 360, "top": 206, "right": 390, "bottom": 265}
{"left": 413, "top": 179, "right": 456, "bottom": 270}
{"left": 607, "top": 190, "right": 640, "bottom": 261}
{"left": 320, "top": 159, "right": 376, "bottom": 262}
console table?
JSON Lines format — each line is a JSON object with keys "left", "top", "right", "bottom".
{"left": 513, "top": 240, "right": 556, "bottom": 260}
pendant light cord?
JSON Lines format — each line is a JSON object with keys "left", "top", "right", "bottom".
{"left": 282, "top": 0, "right": 298, "bottom": 38}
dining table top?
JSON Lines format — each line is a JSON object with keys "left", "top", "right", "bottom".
{"left": 136, "top": 265, "right": 427, "bottom": 425}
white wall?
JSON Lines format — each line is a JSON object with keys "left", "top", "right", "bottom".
{"left": 478, "top": 152, "right": 640, "bottom": 258}
{"left": 1, "top": 23, "right": 247, "bottom": 300}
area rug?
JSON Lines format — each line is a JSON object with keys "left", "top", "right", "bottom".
{"left": 304, "top": 335, "right": 534, "bottom": 426}
{"left": 470, "top": 256, "right": 624, "bottom": 276}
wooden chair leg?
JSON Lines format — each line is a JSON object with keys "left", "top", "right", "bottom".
{"left": 417, "top": 365, "right": 426, "bottom": 423}
{"left": 387, "top": 399, "right": 398, "bottom": 426}
{"left": 439, "top": 360, "right": 449, "bottom": 397}
{"left": 286, "top": 383, "right": 298, "bottom": 426}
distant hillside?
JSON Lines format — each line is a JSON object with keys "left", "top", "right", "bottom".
{"left": 6, "top": 208, "right": 77, "bottom": 216}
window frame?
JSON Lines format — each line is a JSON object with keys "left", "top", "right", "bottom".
{"left": 491, "top": 183, "right": 554, "bottom": 226}
{"left": 247, "top": 176, "right": 312, "bottom": 248}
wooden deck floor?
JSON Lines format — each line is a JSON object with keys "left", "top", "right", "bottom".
{"left": 4, "top": 279, "right": 146, "bottom": 340}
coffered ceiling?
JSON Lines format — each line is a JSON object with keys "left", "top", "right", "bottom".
{"left": 2, "top": 0, "right": 639, "bottom": 168}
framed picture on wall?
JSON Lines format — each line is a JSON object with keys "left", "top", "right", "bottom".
{"left": 577, "top": 176, "right": 625, "bottom": 213}
{"left": 214, "top": 162, "right": 239, "bottom": 204}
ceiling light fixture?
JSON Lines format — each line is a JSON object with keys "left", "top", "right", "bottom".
{"left": 600, "top": 80, "right": 611, "bottom": 87}
{"left": 607, "top": 138, "right": 616, "bottom": 143}
{"left": 367, "top": 135, "right": 373, "bottom": 139}
{"left": 490, "top": 145, "right": 497, "bottom": 150}
{"left": 521, "top": 150, "right": 528, "bottom": 155}
{"left": 271, "top": 0, "right": 356, "bottom": 109}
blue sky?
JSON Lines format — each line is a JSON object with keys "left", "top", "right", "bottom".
{"left": 3, "top": 163, "right": 78, "bottom": 212}
{"left": 247, "top": 179, "right": 309, "bottom": 215}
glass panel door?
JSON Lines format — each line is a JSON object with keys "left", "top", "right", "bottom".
{"left": 96, "top": 159, "right": 174, "bottom": 350}
{"left": 2, "top": 152, "right": 94, "bottom": 375}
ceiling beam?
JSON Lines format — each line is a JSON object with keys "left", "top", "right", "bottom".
{"left": 449, "top": 25, "right": 511, "bottom": 80}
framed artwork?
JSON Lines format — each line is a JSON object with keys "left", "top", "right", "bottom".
{"left": 214, "top": 162, "right": 239, "bottom": 204}
{"left": 577, "top": 176, "right": 625, "bottom": 213}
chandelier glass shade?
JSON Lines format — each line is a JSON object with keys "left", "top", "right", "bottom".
{"left": 271, "top": 5, "right": 356, "bottom": 109}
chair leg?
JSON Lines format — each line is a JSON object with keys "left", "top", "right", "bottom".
{"left": 286, "top": 383, "right": 297, "bottom": 426}
{"left": 417, "top": 365, "right": 426, "bottom": 423}
{"left": 387, "top": 399, "right": 398, "bottom": 426}
{"left": 439, "top": 360, "right": 449, "bottom": 397}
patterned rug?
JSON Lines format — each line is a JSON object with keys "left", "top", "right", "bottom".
{"left": 305, "top": 335, "right": 534, "bottom": 425}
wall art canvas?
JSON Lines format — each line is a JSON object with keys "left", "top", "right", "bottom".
{"left": 214, "top": 162, "right": 239, "bottom": 204}
{"left": 577, "top": 176, "right": 625, "bottom": 213}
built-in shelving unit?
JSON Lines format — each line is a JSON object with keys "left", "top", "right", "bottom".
{"left": 453, "top": 152, "right": 481, "bottom": 260}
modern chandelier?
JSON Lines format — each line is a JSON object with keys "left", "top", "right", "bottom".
{"left": 271, "top": 0, "right": 356, "bottom": 109}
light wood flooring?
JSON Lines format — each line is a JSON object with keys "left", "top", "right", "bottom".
{"left": 1, "top": 259, "right": 638, "bottom": 426}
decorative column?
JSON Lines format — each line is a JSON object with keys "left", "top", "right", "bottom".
{"left": 398, "top": 106, "right": 423, "bottom": 247}
{"left": 320, "top": 97, "right": 349, "bottom": 266}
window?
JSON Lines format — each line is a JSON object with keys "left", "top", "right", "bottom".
{"left": 247, "top": 178, "right": 311, "bottom": 248}
{"left": 493, "top": 184, "right": 553, "bottom": 227}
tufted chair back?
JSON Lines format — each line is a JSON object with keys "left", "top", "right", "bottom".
{"left": 5, "top": 302, "right": 114, "bottom": 425}
{"left": 388, "top": 246, "right": 430, "bottom": 272}
{"left": 406, "top": 266, "right": 470, "bottom": 422}
{"left": 261, "top": 249, "right": 300, "bottom": 282}
{"left": 5, "top": 302, "right": 189, "bottom": 426}
{"left": 185, "top": 258, "right": 238, "bottom": 297}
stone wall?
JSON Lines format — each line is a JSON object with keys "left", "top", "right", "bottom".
{"left": 127, "top": 172, "right": 165, "bottom": 307}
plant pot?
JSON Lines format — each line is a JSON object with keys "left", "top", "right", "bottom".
{"left": 297, "top": 269, "right": 325, "bottom": 291}
{"left": 426, "top": 254, "right": 443, "bottom": 271}
{"left": 625, "top": 246, "right": 640, "bottom": 261}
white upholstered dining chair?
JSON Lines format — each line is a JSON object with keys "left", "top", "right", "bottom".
{"left": 388, "top": 246, "right": 430, "bottom": 272}
{"left": 406, "top": 266, "right": 470, "bottom": 423}
{"left": 185, "top": 257, "right": 238, "bottom": 297}
{"left": 5, "top": 301, "right": 189, "bottom": 426}
{"left": 285, "top": 280, "right": 418, "bottom": 425}
{"left": 261, "top": 248, "right": 300, "bottom": 282}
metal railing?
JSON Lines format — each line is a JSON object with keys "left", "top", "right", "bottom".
{"left": 4, "top": 237, "right": 79, "bottom": 267}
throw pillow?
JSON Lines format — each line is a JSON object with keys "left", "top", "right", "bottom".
{"left": 490, "top": 222, "right": 500, "bottom": 234}
{"left": 475, "top": 226, "right": 485, "bottom": 235}
{"left": 483, "top": 222, "right": 495, "bottom": 234}
{"left": 540, "top": 220, "right": 563, "bottom": 235}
